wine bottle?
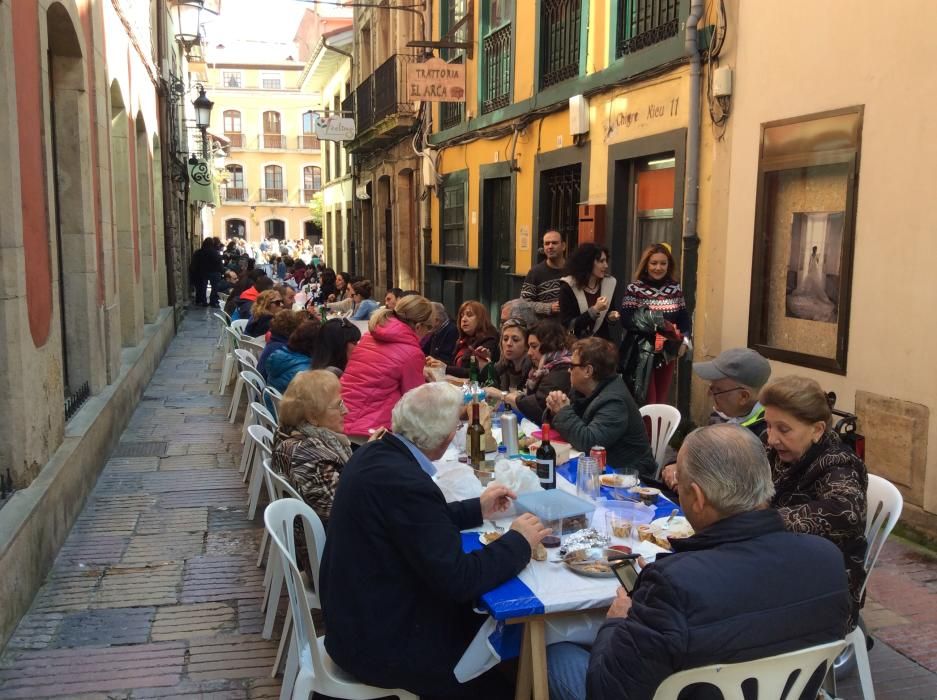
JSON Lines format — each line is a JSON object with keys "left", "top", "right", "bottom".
{"left": 467, "top": 401, "right": 484, "bottom": 467}
{"left": 536, "top": 422, "right": 557, "bottom": 489}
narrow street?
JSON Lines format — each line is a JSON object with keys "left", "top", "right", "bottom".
{"left": 1, "top": 311, "right": 937, "bottom": 698}
{"left": 0, "top": 312, "right": 280, "bottom": 699}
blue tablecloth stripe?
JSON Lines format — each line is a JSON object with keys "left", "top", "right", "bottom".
{"left": 461, "top": 533, "right": 546, "bottom": 621}
{"left": 558, "top": 457, "right": 683, "bottom": 519}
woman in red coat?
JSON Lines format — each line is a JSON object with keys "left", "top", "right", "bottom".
{"left": 340, "top": 295, "right": 435, "bottom": 441}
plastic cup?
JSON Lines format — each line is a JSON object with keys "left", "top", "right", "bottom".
{"left": 605, "top": 509, "right": 633, "bottom": 539}
{"left": 577, "top": 456, "right": 600, "bottom": 502}
{"left": 429, "top": 366, "right": 446, "bottom": 382}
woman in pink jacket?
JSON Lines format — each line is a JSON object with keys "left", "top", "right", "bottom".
{"left": 341, "top": 295, "right": 434, "bottom": 441}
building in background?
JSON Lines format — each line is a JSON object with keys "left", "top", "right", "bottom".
{"left": 345, "top": 3, "right": 427, "bottom": 292}
{"left": 301, "top": 23, "right": 354, "bottom": 273}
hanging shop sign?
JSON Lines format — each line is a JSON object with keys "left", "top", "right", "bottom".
{"left": 314, "top": 114, "right": 357, "bottom": 142}
{"left": 188, "top": 158, "right": 214, "bottom": 204}
{"left": 406, "top": 57, "right": 466, "bottom": 102}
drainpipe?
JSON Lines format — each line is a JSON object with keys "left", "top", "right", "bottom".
{"left": 678, "top": 0, "right": 704, "bottom": 420}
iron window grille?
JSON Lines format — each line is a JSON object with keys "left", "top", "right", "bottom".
{"left": 540, "top": 0, "right": 582, "bottom": 89}
{"left": 481, "top": 24, "right": 512, "bottom": 114}
{"left": 540, "top": 164, "right": 582, "bottom": 251}
{"left": 616, "top": 0, "right": 680, "bottom": 58}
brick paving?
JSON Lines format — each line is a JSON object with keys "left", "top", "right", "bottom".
{"left": 0, "top": 311, "right": 281, "bottom": 699}
{"left": 3, "top": 309, "right": 937, "bottom": 698}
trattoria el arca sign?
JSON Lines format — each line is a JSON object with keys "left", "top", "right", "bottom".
{"left": 406, "top": 57, "right": 466, "bottom": 102}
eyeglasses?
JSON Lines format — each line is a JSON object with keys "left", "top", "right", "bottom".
{"left": 271, "top": 300, "right": 284, "bottom": 306}
{"left": 708, "top": 385, "right": 746, "bottom": 397}
{"left": 327, "top": 399, "right": 346, "bottom": 412}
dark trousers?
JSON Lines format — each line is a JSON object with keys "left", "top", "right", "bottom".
{"left": 207, "top": 272, "right": 228, "bottom": 307}
{"left": 193, "top": 275, "right": 208, "bottom": 305}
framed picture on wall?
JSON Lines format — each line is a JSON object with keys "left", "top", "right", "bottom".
{"left": 748, "top": 106, "right": 863, "bottom": 374}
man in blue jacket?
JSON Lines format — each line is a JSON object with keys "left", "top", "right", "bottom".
{"left": 548, "top": 423, "right": 850, "bottom": 700}
{"left": 321, "top": 382, "right": 551, "bottom": 699}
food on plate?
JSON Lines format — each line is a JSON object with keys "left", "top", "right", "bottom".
{"left": 600, "top": 473, "right": 639, "bottom": 489}
{"left": 532, "top": 543, "right": 547, "bottom": 561}
{"left": 637, "top": 517, "right": 694, "bottom": 550}
{"left": 610, "top": 520, "right": 631, "bottom": 538}
{"left": 631, "top": 486, "right": 661, "bottom": 505}
{"left": 480, "top": 531, "right": 502, "bottom": 545}
{"left": 578, "top": 562, "right": 611, "bottom": 574}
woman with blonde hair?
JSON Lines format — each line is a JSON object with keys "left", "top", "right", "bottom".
{"left": 340, "top": 294, "right": 434, "bottom": 440}
{"left": 761, "top": 375, "right": 868, "bottom": 629}
{"left": 272, "top": 370, "right": 352, "bottom": 527}
{"left": 244, "top": 289, "right": 284, "bottom": 337}
{"left": 619, "top": 242, "right": 691, "bottom": 405}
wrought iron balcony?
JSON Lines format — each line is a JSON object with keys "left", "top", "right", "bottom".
{"left": 482, "top": 25, "right": 512, "bottom": 114}
{"left": 299, "top": 135, "right": 320, "bottom": 150}
{"left": 373, "top": 54, "right": 417, "bottom": 122}
{"left": 540, "top": 0, "right": 582, "bottom": 89}
{"left": 355, "top": 76, "right": 374, "bottom": 133}
{"left": 259, "top": 188, "right": 285, "bottom": 202}
{"left": 303, "top": 189, "right": 319, "bottom": 203}
{"left": 225, "top": 131, "right": 244, "bottom": 148}
{"left": 616, "top": 0, "right": 680, "bottom": 58}
{"left": 222, "top": 187, "right": 247, "bottom": 202}
{"left": 262, "top": 133, "right": 285, "bottom": 149}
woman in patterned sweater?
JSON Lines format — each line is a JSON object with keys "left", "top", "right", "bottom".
{"left": 272, "top": 370, "right": 352, "bottom": 527}
{"left": 761, "top": 376, "right": 868, "bottom": 629}
{"left": 619, "top": 243, "right": 691, "bottom": 405}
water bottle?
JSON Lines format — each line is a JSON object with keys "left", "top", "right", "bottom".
{"left": 500, "top": 412, "right": 519, "bottom": 455}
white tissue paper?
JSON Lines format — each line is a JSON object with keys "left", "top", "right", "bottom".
{"left": 491, "top": 458, "right": 543, "bottom": 494}
{"left": 435, "top": 465, "right": 484, "bottom": 503}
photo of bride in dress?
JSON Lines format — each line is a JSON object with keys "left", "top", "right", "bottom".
{"left": 785, "top": 211, "right": 844, "bottom": 323}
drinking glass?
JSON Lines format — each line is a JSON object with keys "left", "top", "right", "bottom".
{"left": 577, "top": 456, "right": 600, "bottom": 502}
{"left": 605, "top": 509, "right": 633, "bottom": 540}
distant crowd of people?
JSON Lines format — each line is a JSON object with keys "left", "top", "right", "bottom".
{"left": 206, "top": 230, "right": 869, "bottom": 700}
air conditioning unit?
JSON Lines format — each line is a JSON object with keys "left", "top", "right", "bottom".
{"left": 569, "top": 94, "right": 589, "bottom": 135}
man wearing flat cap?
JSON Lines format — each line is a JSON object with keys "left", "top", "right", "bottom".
{"left": 661, "top": 347, "right": 771, "bottom": 489}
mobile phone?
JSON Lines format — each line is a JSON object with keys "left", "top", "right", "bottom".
{"left": 611, "top": 558, "right": 640, "bottom": 594}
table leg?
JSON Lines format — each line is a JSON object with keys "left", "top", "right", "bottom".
{"left": 529, "top": 619, "right": 548, "bottom": 700}
{"left": 514, "top": 622, "right": 532, "bottom": 700}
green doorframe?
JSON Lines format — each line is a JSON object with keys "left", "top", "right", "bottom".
{"left": 478, "top": 160, "right": 516, "bottom": 317}
{"left": 532, "top": 143, "right": 592, "bottom": 267}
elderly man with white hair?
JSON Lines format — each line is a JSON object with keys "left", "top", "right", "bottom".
{"left": 547, "top": 423, "right": 851, "bottom": 700}
{"left": 320, "top": 382, "right": 551, "bottom": 700}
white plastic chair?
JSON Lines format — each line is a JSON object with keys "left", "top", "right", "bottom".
{"left": 639, "top": 404, "right": 681, "bottom": 471}
{"left": 842, "top": 473, "right": 904, "bottom": 700}
{"left": 228, "top": 350, "right": 260, "bottom": 423}
{"left": 213, "top": 311, "right": 230, "bottom": 349}
{"left": 218, "top": 326, "right": 242, "bottom": 394}
{"left": 264, "top": 499, "right": 418, "bottom": 700}
{"left": 241, "top": 335, "right": 267, "bottom": 358}
{"left": 246, "top": 424, "right": 274, "bottom": 520}
{"left": 652, "top": 639, "right": 846, "bottom": 700}
{"left": 240, "top": 400, "right": 274, "bottom": 476}
{"left": 264, "top": 386, "right": 284, "bottom": 420}
{"left": 231, "top": 318, "right": 249, "bottom": 334}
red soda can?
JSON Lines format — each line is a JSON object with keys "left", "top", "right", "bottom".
{"left": 589, "top": 446, "right": 607, "bottom": 472}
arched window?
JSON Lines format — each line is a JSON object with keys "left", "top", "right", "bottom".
{"left": 265, "top": 219, "right": 286, "bottom": 240}
{"left": 263, "top": 111, "right": 282, "bottom": 148}
{"left": 224, "top": 165, "right": 245, "bottom": 202}
{"left": 226, "top": 219, "right": 246, "bottom": 240}
{"left": 263, "top": 165, "right": 284, "bottom": 201}
{"left": 303, "top": 166, "right": 322, "bottom": 202}
{"left": 223, "top": 110, "right": 242, "bottom": 147}
{"left": 301, "top": 111, "right": 320, "bottom": 150}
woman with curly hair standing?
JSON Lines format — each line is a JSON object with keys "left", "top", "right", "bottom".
{"left": 761, "top": 375, "right": 868, "bottom": 629}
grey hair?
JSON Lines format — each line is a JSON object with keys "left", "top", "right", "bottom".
{"left": 392, "top": 382, "right": 463, "bottom": 453}
{"left": 431, "top": 302, "right": 449, "bottom": 322}
{"left": 502, "top": 299, "right": 539, "bottom": 328}
{"left": 680, "top": 424, "right": 776, "bottom": 516}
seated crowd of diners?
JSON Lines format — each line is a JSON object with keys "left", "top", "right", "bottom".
{"left": 217, "top": 240, "right": 870, "bottom": 700}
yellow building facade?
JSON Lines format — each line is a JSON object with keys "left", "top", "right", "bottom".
{"left": 206, "top": 61, "right": 323, "bottom": 243}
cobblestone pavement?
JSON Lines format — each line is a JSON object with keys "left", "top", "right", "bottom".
{"left": 0, "top": 311, "right": 281, "bottom": 699}
{"left": 2, "top": 310, "right": 937, "bottom": 698}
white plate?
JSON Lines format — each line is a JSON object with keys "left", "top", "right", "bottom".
{"left": 649, "top": 515, "right": 694, "bottom": 539}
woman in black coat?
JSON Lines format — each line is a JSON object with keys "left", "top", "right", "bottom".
{"left": 558, "top": 243, "right": 622, "bottom": 341}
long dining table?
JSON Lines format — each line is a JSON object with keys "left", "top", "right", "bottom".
{"left": 454, "top": 457, "right": 682, "bottom": 700}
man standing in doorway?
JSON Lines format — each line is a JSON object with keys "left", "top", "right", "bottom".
{"left": 521, "top": 229, "right": 567, "bottom": 318}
